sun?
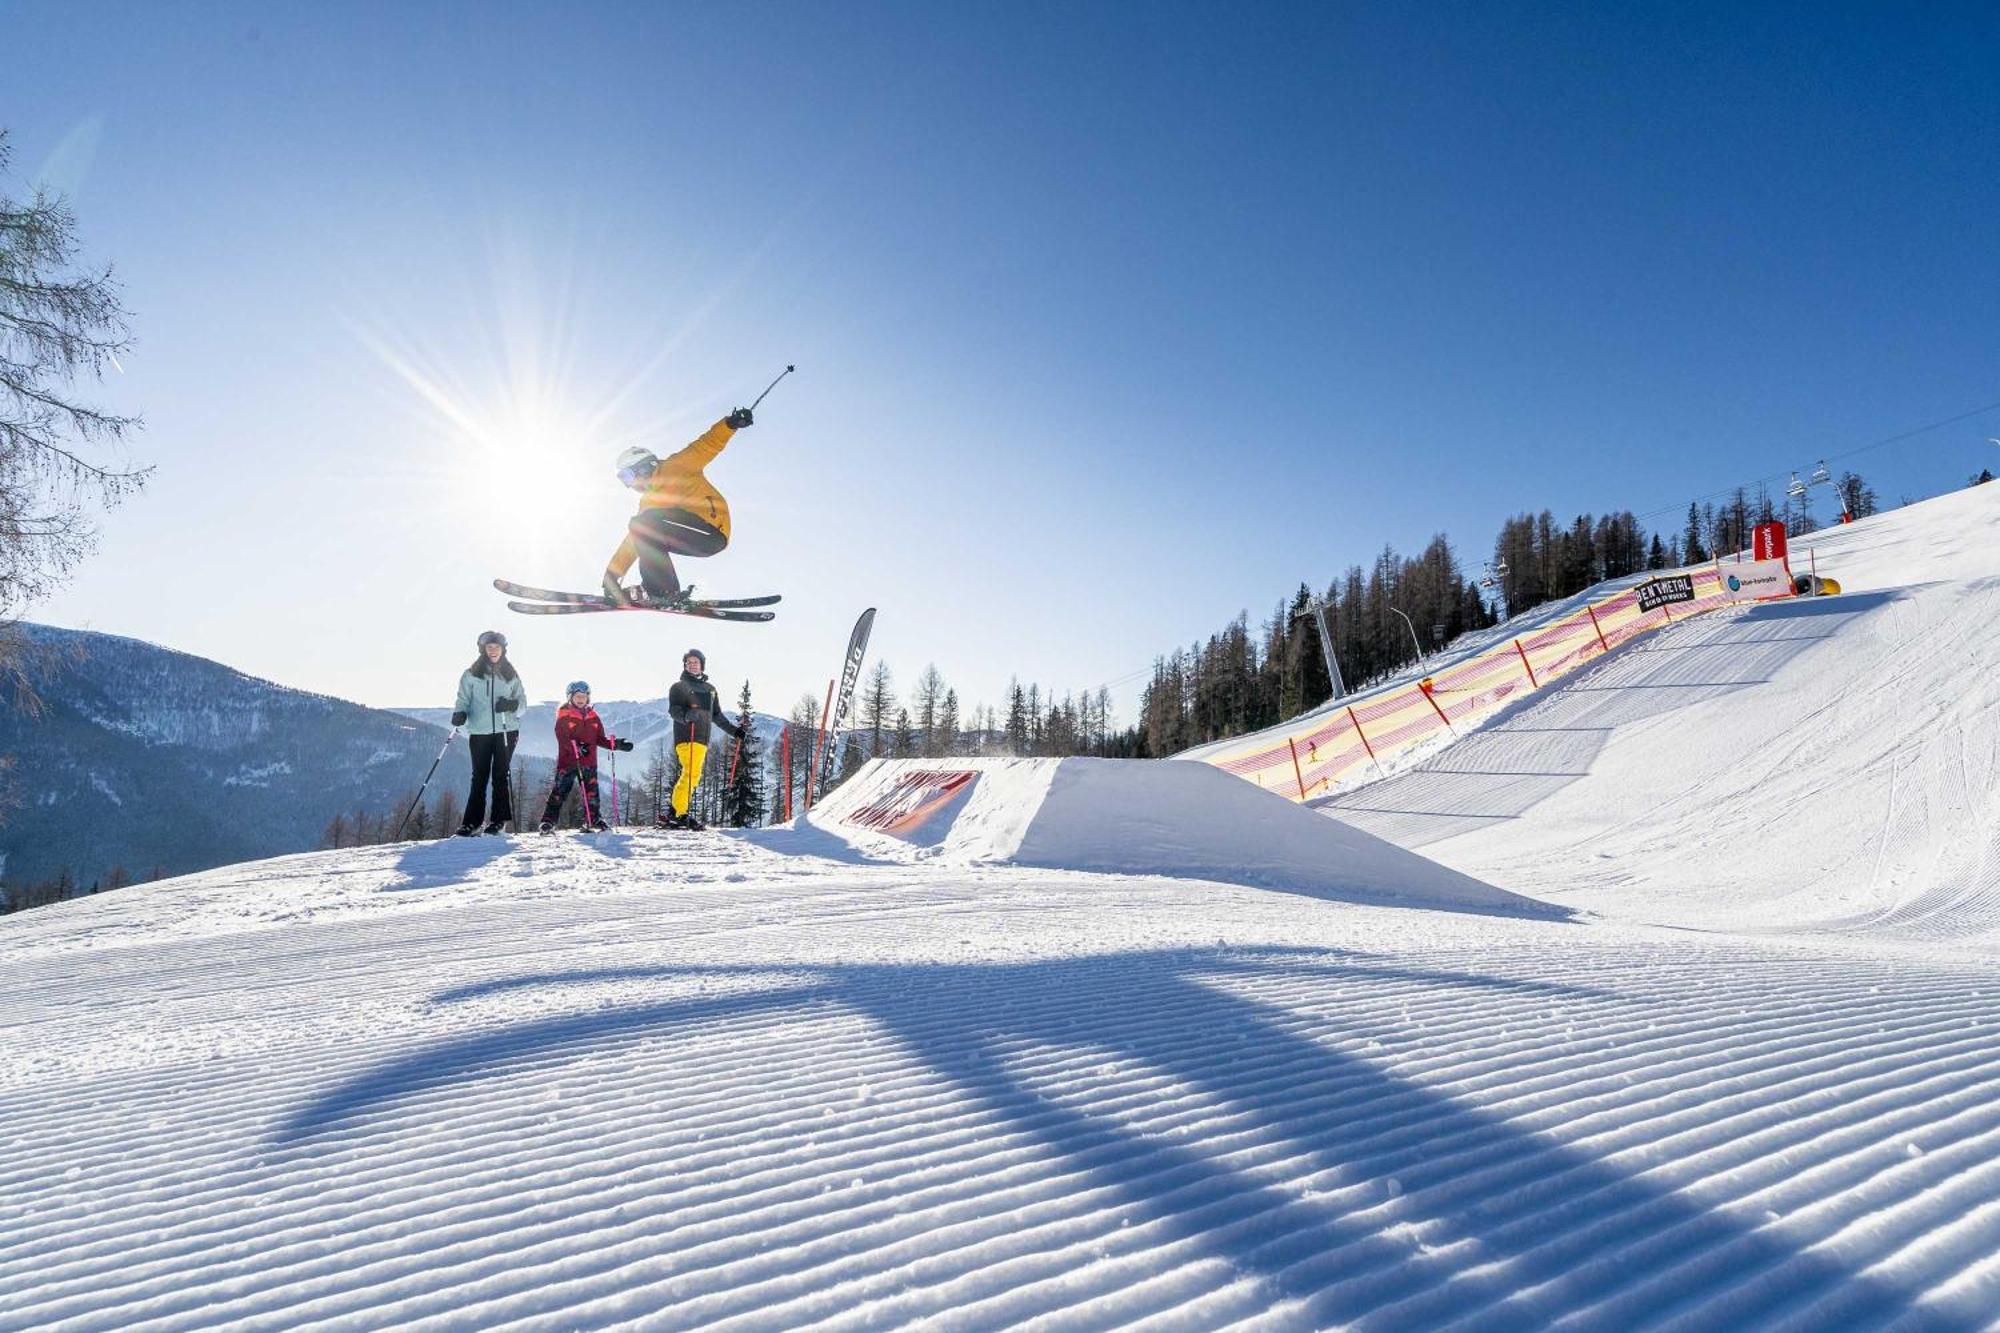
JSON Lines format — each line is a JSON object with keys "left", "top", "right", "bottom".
{"left": 343, "top": 226, "right": 752, "bottom": 586}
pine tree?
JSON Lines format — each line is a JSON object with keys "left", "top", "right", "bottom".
{"left": 937, "top": 688, "right": 960, "bottom": 756}
{"left": 1682, "top": 502, "right": 1708, "bottom": 563}
{"left": 859, "top": 662, "right": 895, "bottom": 758}
{"left": 1004, "top": 679, "right": 1028, "bottom": 755}
{"left": 914, "top": 664, "right": 946, "bottom": 756}
{"left": 433, "top": 790, "right": 461, "bottom": 838}
{"left": 1838, "top": 470, "right": 1879, "bottom": 518}
{"left": 789, "top": 691, "right": 825, "bottom": 810}
{"left": 0, "top": 132, "right": 144, "bottom": 620}
{"left": 891, "top": 706, "right": 915, "bottom": 757}
{"left": 724, "top": 680, "right": 763, "bottom": 827}
{"left": 640, "top": 738, "right": 671, "bottom": 826}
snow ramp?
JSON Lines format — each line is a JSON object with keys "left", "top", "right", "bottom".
{"left": 798, "top": 756, "right": 1554, "bottom": 916}
{"left": 1322, "top": 481, "right": 2000, "bottom": 940}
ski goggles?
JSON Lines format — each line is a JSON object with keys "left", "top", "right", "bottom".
{"left": 567, "top": 681, "right": 591, "bottom": 695}
{"left": 617, "top": 462, "right": 652, "bottom": 489}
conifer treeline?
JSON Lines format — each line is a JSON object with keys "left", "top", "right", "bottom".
{"left": 1131, "top": 474, "right": 1881, "bottom": 758}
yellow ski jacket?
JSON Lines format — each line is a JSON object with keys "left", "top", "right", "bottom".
{"left": 605, "top": 417, "right": 738, "bottom": 581}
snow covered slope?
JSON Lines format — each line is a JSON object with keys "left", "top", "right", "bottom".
{"left": 795, "top": 756, "right": 1550, "bottom": 916}
{"left": 1322, "top": 482, "right": 2000, "bottom": 942}
{"left": 10, "top": 830, "right": 2000, "bottom": 1328}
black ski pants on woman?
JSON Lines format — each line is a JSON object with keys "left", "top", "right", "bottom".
{"left": 631, "top": 507, "right": 728, "bottom": 599}
{"left": 464, "top": 730, "right": 519, "bottom": 828}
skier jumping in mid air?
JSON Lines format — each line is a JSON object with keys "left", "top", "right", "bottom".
{"left": 602, "top": 407, "right": 755, "bottom": 608}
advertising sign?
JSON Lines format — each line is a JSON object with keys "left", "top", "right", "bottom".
{"left": 1717, "top": 558, "right": 1793, "bottom": 601}
{"left": 1753, "top": 521, "right": 1788, "bottom": 563}
{"left": 1635, "top": 574, "right": 1695, "bottom": 613}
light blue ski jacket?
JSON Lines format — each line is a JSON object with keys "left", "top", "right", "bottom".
{"left": 454, "top": 664, "right": 528, "bottom": 735}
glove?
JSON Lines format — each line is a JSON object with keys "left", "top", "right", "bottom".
{"left": 615, "top": 738, "right": 634, "bottom": 752}
{"left": 450, "top": 711, "right": 467, "bottom": 728}
{"left": 494, "top": 697, "right": 519, "bottom": 714}
{"left": 725, "top": 407, "right": 753, "bottom": 430}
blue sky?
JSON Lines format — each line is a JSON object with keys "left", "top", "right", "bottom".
{"left": 10, "top": 1, "right": 1999, "bottom": 720}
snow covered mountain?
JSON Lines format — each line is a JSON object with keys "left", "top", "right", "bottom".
{"left": 0, "top": 625, "right": 545, "bottom": 891}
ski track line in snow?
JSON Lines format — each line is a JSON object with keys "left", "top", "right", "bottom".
{"left": 9, "top": 830, "right": 2000, "bottom": 1329}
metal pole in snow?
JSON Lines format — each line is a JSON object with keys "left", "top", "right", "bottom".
{"left": 394, "top": 728, "right": 459, "bottom": 840}
{"left": 1307, "top": 597, "right": 1346, "bottom": 701}
{"left": 1390, "top": 606, "right": 1425, "bottom": 664}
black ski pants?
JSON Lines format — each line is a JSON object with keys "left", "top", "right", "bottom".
{"left": 541, "top": 766, "right": 603, "bottom": 826}
{"left": 464, "top": 730, "right": 518, "bottom": 828}
{"left": 631, "top": 507, "right": 728, "bottom": 598}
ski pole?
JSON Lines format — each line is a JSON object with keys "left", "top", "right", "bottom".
{"left": 568, "top": 737, "right": 596, "bottom": 827}
{"left": 394, "top": 727, "right": 459, "bottom": 840}
{"left": 609, "top": 744, "right": 618, "bottom": 827}
{"left": 748, "top": 364, "right": 795, "bottom": 412}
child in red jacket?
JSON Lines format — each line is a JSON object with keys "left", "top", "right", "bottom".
{"left": 538, "top": 682, "right": 633, "bottom": 832}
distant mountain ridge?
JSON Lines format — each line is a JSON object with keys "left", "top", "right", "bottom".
{"left": 0, "top": 625, "right": 551, "bottom": 891}
{"left": 390, "top": 699, "right": 796, "bottom": 763}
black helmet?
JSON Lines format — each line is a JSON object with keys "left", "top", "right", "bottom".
{"left": 683, "top": 647, "right": 706, "bottom": 671}
{"left": 477, "top": 630, "right": 508, "bottom": 649}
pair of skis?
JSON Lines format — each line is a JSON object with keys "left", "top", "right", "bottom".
{"left": 494, "top": 579, "right": 779, "bottom": 624}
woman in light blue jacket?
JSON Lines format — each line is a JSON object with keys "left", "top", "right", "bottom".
{"left": 450, "top": 630, "right": 529, "bottom": 834}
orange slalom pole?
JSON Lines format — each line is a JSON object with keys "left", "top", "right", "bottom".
{"left": 1586, "top": 604, "right": 1611, "bottom": 653}
{"left": 1287, "top": 737, "right": 1307, "bottom": 801}
{"left": 1347, "top": 705, "right": 1385, "bottom": 778}
{"left": 1352, "top": 704, "right": 1384, "bottom": 768}
{"left": 1513, "top": 639, "right": 1539, "bottom": 688}
{"left": 1418, "top": 678, "right": 1453, "bottom": 731}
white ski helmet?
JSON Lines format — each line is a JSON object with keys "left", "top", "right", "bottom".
{"left": 614, "top": 446, "right": 658, "bottom": 490}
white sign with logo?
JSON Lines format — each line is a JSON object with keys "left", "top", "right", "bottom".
{"left": 1717, "top": 559, "right": 1793, "bottom": 601}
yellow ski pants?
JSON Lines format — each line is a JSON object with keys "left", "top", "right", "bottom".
{"left": 673, "top": 741, "right": 708, "bottom": 817}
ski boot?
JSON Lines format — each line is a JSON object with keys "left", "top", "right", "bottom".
{"left": 483, "top": 821, "right": 506, "bottom": 836}
{"left": 633, "top": 583, "right": 697, "bottom": 610}
{"left": 454, "top": 824, "right": 481, "bottom": 838}
{"left": 537, "top": 820, "right": 554, "bottom": 835}
{"left": 680, "top": 813, "right": 707, "bottom": 832}
{"left": 588, "top": 818, "right": 610, "bottom": 833}
{"left": 656, "top": 811, "right": 685, "bottom": 830}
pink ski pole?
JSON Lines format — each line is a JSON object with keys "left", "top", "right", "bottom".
{"left": 568, "top": 737, "right": 597, "bottom": 827}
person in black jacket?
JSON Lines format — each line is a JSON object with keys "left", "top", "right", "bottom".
{"left": 663, "top": 647, "right": 742, "bottom": 830}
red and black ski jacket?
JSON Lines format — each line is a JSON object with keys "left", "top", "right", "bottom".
{"left": 555, "top": 703, "right": 616, "bottom": 771}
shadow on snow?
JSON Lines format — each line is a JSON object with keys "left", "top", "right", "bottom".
{"left": 277, "top": 943, "right": 1927, "bottom": 1325}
